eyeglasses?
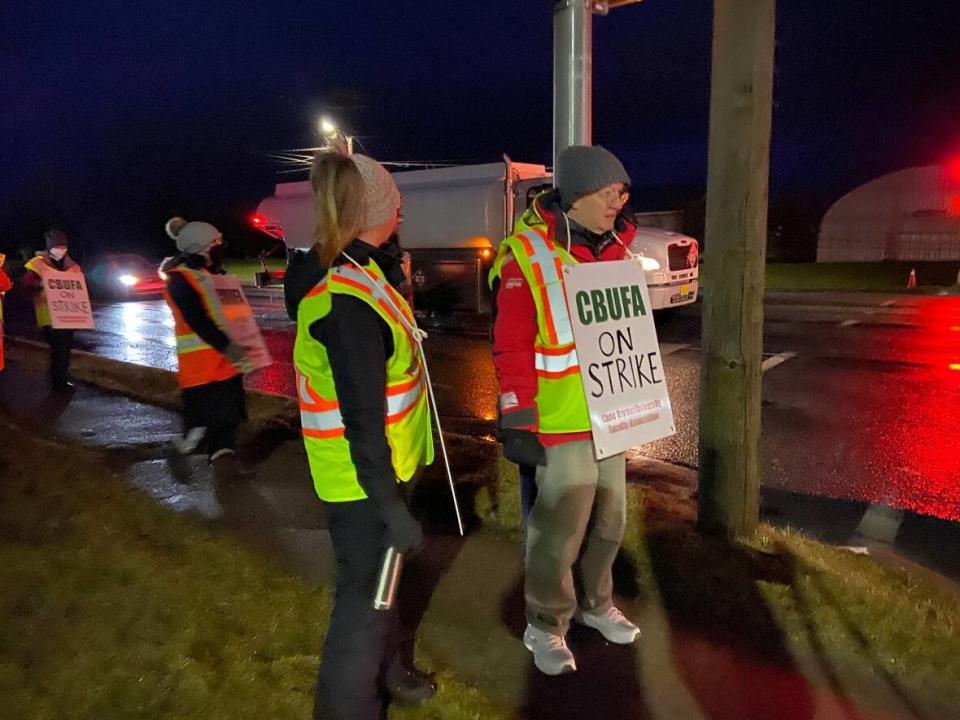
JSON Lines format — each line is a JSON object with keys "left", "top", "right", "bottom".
{"left": 593, "top": 186, "right": 630, "bottom": 207}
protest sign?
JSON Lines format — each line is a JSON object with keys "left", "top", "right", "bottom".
{"left": 44, "top": 269, "right": 95, "bottom": 329}
{"left": 563, "top": 259, "right": 675, "bottom": 459}
{"left": 207, "top": 274, "right": 272, "bottom": 371}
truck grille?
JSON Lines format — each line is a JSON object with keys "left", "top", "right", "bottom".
{"left": 667, "top": 242, "right": 698, "bottom": 271}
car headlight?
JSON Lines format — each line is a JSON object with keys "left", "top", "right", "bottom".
{"left": 119, "top": 274, "right": 139, "bottom": 286}
{"left": 639, "top": 256, "right": 661, "bottom": 271}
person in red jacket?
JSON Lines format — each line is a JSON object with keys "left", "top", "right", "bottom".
{"left": 490, "top": 145, "right": 641, "bottom": 675}
{"left": 0, "top": 253, "right": 11, "bottom": 372}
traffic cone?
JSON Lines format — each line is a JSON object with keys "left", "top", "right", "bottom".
{"left": 907, "top": 267, "right": 917, "bottom": 289}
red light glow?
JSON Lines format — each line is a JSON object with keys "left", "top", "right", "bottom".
{"left": 946, "top": 156, "right": 960, "bottom": 184}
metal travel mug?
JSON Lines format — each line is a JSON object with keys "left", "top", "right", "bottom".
{"left": 373, "top": 546, "right": 404, "bottom": 611}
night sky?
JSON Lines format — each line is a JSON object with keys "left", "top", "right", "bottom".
{"left": 2, "top": 1, "right": 958, "bottom": 259}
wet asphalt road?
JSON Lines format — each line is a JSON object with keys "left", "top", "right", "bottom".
{"left": 6, "top": 289, "right": 960, "bottom": 521}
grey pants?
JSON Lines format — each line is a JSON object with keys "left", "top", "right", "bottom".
{"left": 525, "top": 440, "right": 626, "bottom": 636}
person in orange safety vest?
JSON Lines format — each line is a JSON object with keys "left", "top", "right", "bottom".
{"left": 160, "top": 217, "right": 253, "bottom": 483}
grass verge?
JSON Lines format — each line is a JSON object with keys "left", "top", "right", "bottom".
{"left": 765, "top": 261, "right": 960, "bottom": 292}
{"left": 0, "top": 421, "right": 506, "bottom": 720}
{"left": 476, "top": 457, "right": 960, "bottom": 717}
{"left": 221, "top": 259, "right": 286, "bottom": 284}
{"left": 4, "top": 411, "right": 959, "bottom": 719}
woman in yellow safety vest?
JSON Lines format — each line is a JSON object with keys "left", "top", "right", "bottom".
{"left": 161, "top": 217, "right": 252, "bottom": 483}
{"left": 284, "top": 150, "right": 435, "bottom": 720}
{"left": 21, "top": 230, "right": 82, "bottom": 392}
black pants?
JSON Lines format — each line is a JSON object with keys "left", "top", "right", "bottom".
{"left": 315, "top": 499, "right": 399, "bottom": 720}
{"left": 181, "top": 375, "right": 246, "bottom": 457}
{"left": 203, "top": 425, "right": 236, "bottom": 457}
{"left": 42, "top": 327, "right": 73, "bottom": 389}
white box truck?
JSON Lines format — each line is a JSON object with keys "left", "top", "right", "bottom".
{"left": 253, "top": 157, "right": 699, "bottom": 314}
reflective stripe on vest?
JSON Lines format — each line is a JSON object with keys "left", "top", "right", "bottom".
{"left": 297, "top": 371, "right": 345, "bottom": 439}
{"left": 535, "top": 341, "right": 580, "bottom": 379}
{"left": 297, "top": 367, "right": 427, "bottom": 439}
{"left": 328, "top": 265, "right": 417, "bottom": 342}
{"left": 516, "top": 229, "right": 581, "bottom": 379}
{"left": 515, "top": 228, "right": 573, "bottom": 347}
{"left": 491, "top": 226, "right": 591, "bottom": 434}
{"left": 175, "top": 332, "right": 208, "bottom": 354}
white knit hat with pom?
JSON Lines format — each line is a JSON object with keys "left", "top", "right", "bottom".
{"left": 165, "top": 217, "right": 222, "bottom": 254}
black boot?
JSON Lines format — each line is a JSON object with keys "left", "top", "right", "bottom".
{"left": 211, "top": 449, "right": 242, "bottom": 483}
{"left": 165, "top": 445, "right": 195, "bottom": 484}
{"left": 383, "top": 662, "right": 436, "bottom": 707}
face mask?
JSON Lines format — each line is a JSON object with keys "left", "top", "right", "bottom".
{"left": 384, "top": 261, "right": 407, "bottom": 290}
{"left": 376, "top": 238, "right": 407, "bottom": 288}
{"left": 49, "top": 248, "right": 67, "bottom": 261}
{"left": 205, "top": 242, "right": 225, "bottom": 268}
{"left": 382, "top": 234, "right": 403, "bottom": 257}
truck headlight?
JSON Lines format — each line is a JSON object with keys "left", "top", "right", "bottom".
{"left": 639, "top": 256, "right": 661, "bottom": 271}
{"left": 119, "top": 274, "right": 138, "bottom": 286}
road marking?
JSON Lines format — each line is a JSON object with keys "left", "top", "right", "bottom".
{"left": 660, "top": 343, "right": 690, "bottom": 356}
{"left": 761, "top": 351, "right": 797, "bottom": 373}
{"left": 839, "top": 319, "right": 859, "bottom": 327}
{"left": 881, "top": 300, "right": 895, "bottom": 307}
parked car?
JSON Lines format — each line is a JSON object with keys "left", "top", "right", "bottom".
{"left": 86, "top": 253, "right": 165, "bottom": 300}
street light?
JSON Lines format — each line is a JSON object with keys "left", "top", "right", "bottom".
{"left": 319, "top": 116, "right": 338, "bottom": 138}
{"left": 318, "top": 115, "right": 353, "bottom": 154}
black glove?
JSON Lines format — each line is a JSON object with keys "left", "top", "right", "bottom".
{"left": 381, "top": 500, "right": 424, "bottom": 555}
{"left": 499, "top": 428, "right": 546, "bottom": 467}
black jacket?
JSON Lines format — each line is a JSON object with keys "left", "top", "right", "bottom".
{"left": 285, "top": 240, "right": 407, "bottom": 511}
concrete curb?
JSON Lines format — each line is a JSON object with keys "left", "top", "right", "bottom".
{"left": 5, "top": 336, "right": 299, "bottom": 430}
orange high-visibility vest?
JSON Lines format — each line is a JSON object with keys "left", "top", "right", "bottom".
{"left": 162, "top": 266, "right": 239, "bottom": 388}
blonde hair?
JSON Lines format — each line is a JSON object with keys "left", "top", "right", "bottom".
{"left": 310, "top": 151, "right": 365, "bottom": 267}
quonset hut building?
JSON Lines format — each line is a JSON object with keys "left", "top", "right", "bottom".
{"left": 817, "top": 165, "right": 960, "bottom": 262}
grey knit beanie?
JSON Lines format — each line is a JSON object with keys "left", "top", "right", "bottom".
{"left": 351, "top": 154, "right": 401, "bottom": 231}
{"left": 165, "top": 217, "right": 222, "bottom": 254}
{"left": 555, "top": 145, "right": 631, "bottom": 208}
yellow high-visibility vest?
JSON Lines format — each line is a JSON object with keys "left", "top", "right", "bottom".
{"left": 489, "top": 222, "right": 591, "bottom": 434}
{"left": 293, "top": 257, "right": 433, "bottom": 502}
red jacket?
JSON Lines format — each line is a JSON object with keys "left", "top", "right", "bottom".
{"left": 492, "top": 196, "right": 636, "bottom": 447}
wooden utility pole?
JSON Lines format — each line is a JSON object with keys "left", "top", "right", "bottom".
{"left": 698, "top": 0, "right": 776, "bottom": 536}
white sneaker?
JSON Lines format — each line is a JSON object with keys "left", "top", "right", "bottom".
{"left": 574, "top": 606, "right": 641, "bottom": 644}
{"left": 523, "top": 624, "right": 577, "bottom": 675}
